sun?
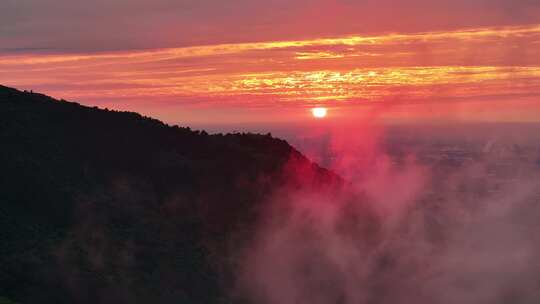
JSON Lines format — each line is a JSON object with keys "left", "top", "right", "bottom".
{"left": 312, "top": 107, "right": 327, "bottom": 118}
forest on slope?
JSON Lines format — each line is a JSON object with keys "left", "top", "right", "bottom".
{"left": 0, "top": 85, "right": 339, "bottom": 304}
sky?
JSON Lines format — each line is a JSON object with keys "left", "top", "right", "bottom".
{"left": 1, "top": 0, "right": 540, "bottom": 127}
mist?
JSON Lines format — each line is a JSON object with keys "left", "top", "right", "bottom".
{"left": 234, "top": 121, "right": 540, "bottom": 304}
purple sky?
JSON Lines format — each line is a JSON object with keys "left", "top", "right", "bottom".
{"left": 2, "top": 0, "right": 540, "bottom": 53}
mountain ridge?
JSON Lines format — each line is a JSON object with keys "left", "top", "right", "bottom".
{"left": 0, "top": 85, "right": 340, "bottom": 304}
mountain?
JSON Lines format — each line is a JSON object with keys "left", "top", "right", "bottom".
{"left": 0, "top": 85, "right": 339, "bottom": 304}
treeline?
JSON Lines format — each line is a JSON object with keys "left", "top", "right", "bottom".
{"left": 0, "top": 85, "right": 337, "bottom": 304}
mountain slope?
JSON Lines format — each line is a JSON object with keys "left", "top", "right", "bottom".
{"left": 0, "top": 85, "right": 339, "bottom": 304}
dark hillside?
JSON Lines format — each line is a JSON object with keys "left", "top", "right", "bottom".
{"left": 0, "top": 85, "right": 339, "bottom": 304}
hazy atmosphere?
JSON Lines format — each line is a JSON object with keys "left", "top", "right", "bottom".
{"left": 1, "top": 1, "right": 540, "bottom": 304}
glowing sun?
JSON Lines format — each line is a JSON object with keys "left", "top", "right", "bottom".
{"left": 312, "top": 107, "right": 327, "bottom": 118}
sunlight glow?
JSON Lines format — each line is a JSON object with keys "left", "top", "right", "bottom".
{"left": 312, "top": 107, "right": 328, "bottom": 118}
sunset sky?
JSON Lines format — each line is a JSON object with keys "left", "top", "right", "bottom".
{"left": 1, "top": 0, "right": 540, "bottom": 126}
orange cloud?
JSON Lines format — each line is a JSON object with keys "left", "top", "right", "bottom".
{"left": 1, "top": 24, "right": 540, "bottom": 124}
